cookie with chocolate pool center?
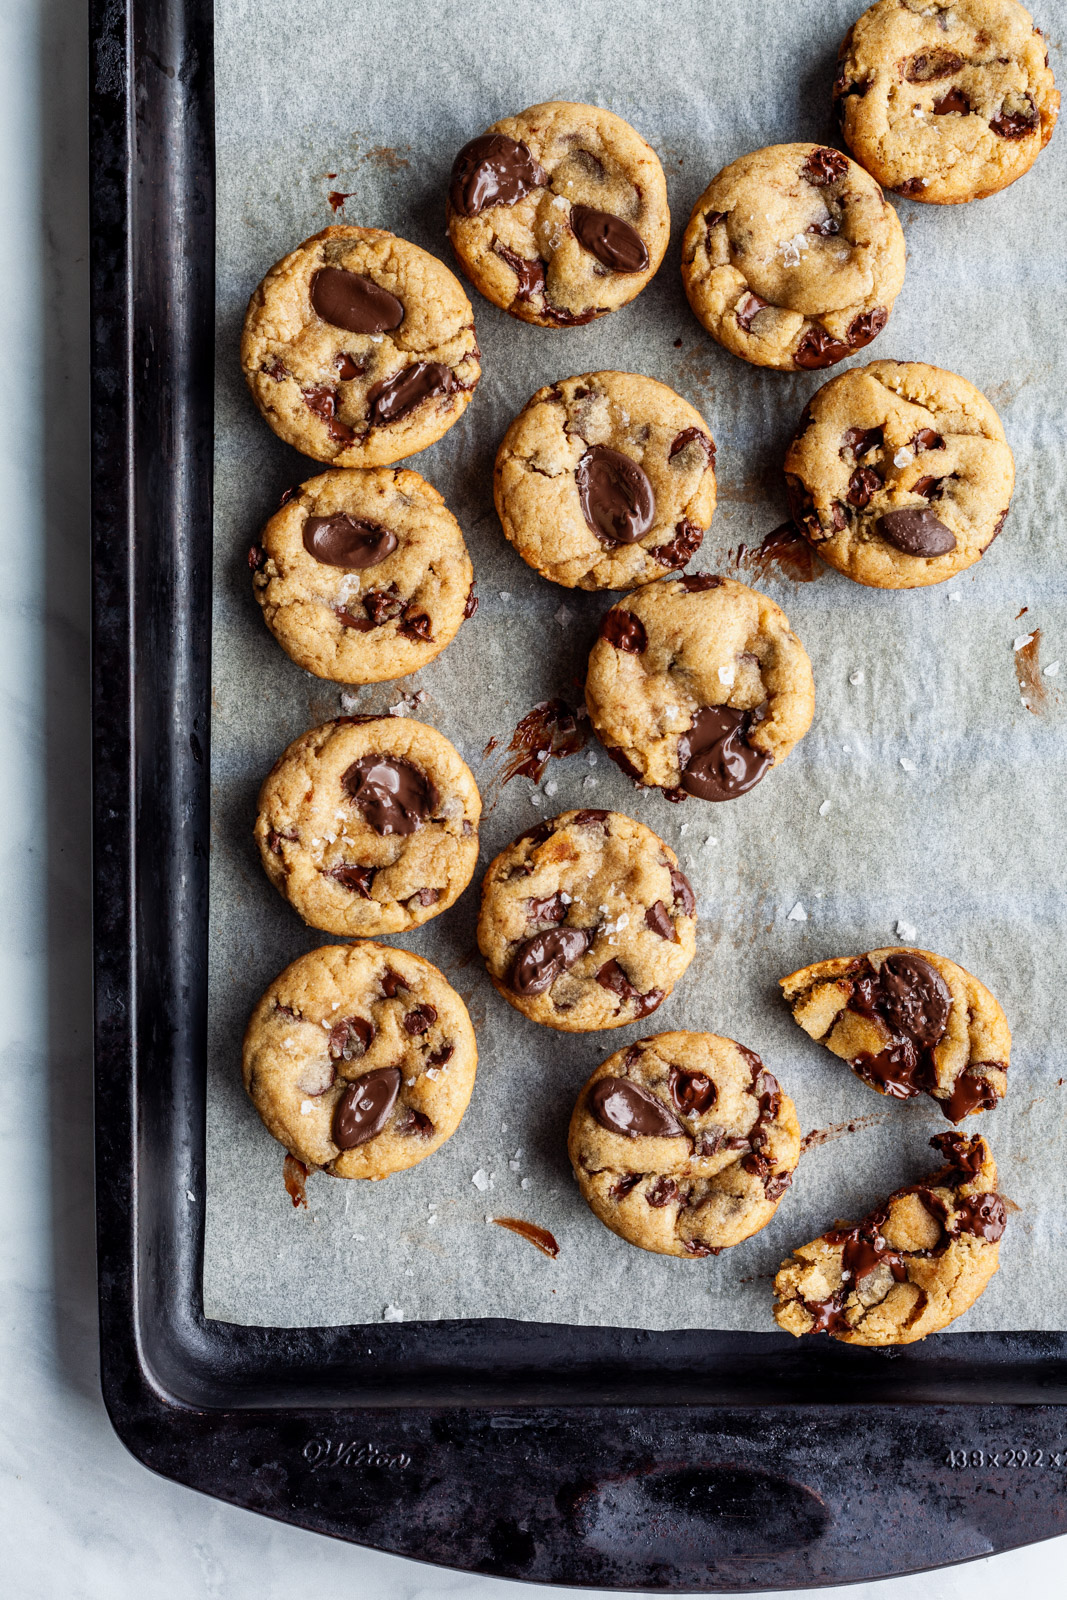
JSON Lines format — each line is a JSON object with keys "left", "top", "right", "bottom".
{"left": 241, "top": 226, "right": 480, "bottom": 467}
{"left": 494, "top": 371, "right": 717, "bottom": 590}
{"left": 780, "top": 946, "right": 1011, "bottom": 1122}
{"left": 250, "top": 467, "right": 476, "bottom": 682}
{"left": 585, "top": 575, "right": 815, "bottom": 802}
{"left": 774, "top": 1132, "right": 1005, "bottom": 1344}
{"left": 446, "top": 100, "right": 670, "bottom": 327}
{"left": 569, "top": 1032, "right": 801, "bottom": 1257}
{"left": 255, "top": 716, "right": 480, "bottom": 939}
{"left": 243, "top": 941, "right": 477, "bottom": 1180}
{"left": 477, "top": 809, "right": 697, "bottom": 1032}
{"left": 784, "top": 361, "right": 1014, "bottom": 588}
{"left": 681, "top": 142, "right": 905, "bottom": 372}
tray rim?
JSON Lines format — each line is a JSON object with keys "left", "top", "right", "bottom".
{"left": 90, "top": 0, "right": 1067, "bottom": 1585}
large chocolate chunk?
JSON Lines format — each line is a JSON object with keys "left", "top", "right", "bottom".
{"left": 342, "top": 755, "right": 439, "bottom": 836}
{"left": 331, "top": 1066, "right": 401, "bottom": 1149}
{"left": 794, "top": 326, "right": 850, "bottom": 369}
{"left": 303, "top": 513, "right": 398, "bottom": 568}
{"left": 508, "top": 927, "right": 592, "bottom": 996}
{"left": 669, "top": 1064, "right": 716, "bottom": 1115}
{"left": 368, "top": 363, "right": 456, "bottom": 426}
{"left": 570, "top": 205, "right": 649, "bottom": 273}
{"left": 877, "top": 507, "right": 956, "bottom": 556}
{"left": 677, "top": 705, "right": 771, "bottom": 801}
{"left": 576, "top": 446, "right": 655, "bottom": 546}
{"left": 802, "top": 147, "right": 849, "bottom": 185}
{"left": 589, "top": 1077, "right": 684, "bottom": 1138}
{"left": 598, "top": 608, "right": 647, "bottom": 653}
{"left": 449, "top": 133, "right": 548, "bottom": 216}
{"left": 879, "top": 953, "right": 952, "bottom": 1048}
{"left": 310, "top": 268, "right": 404, "bottom": 334}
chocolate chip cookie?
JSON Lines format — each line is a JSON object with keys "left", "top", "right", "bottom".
{"left": 773, "top": 1131, "right": 1005, "bottom": 1343}
{"left": 255, "top": 716, "right": 480, "bottom": 938}
{"left": 680, "top": 143, "right": 905, "bottom": 372}
{"left": 835, "top": 0, "right": 1059, "bottom": 205}
{"left": 243, "top": 941, "right": 478, "bottom": 1180}
{"left": 784, "top": 361, "right": 1014, "bottom": 587}
{"left": 249, "top": 467, "right": 475, "bottom": 683}
{"left": 585, "top": 575, "right": 815, "bottom": 803}
{"left": 477, "top": 810, "right": 697, "bottom": 1032}
{"left": 568, "top": 1032, "right": 801, "bottom": 1256}
{"left": 781, "top": 946, "right": 1011, "bottom": 1122}
{"left": 241, "top": 226, "right": 481, "bottom": 467}
{"left": 446, "top": 101, "right": 670, "bottom": 327}
{"left": 493, "top": 372, "right": 717, "bottom": 590}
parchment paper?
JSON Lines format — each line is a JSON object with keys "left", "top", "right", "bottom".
{"left": 204, "top": 0, "right": 1067, "bottom": 1330}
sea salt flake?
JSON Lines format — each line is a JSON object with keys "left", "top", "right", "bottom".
{"left": 186, "top": 1190, "right": 196, "bottom": 1203}
{"left": 895, "top": 919, "right": 917, "bottom": 941}
{"left": 1044, "top": 661, "right": 1061, "bottom": 677}
{"left": 499, "top": 591, "right": 511, "bottom": 601}
{"left": 544, "top": 780, "right": 558, "bottom": 796}
{"left": 521, "top": 1178, "right": 531, "bottom": 1190}
{"left": 893, "top": 448, "right": 914, "bottom": 468}
{"left": 382, "top": 1304, "right": 405, "bottom": 1322}
{"left": 788, "top": 902, "right": 807, "bottom": 922}
{"left": 471, "top": 1169, "right": 490, "bottom": 1192}
{"left": 587, "top": 750, "right": 598, "bottom": 765}
{"left": 555, "top": 605, "right": 573, "bottom": 628}
{"left": 718, "top": 663, "right": 736, "bottom": 687}
{"left": 1014, "top": 633, "right": 1035, "bottom": 651}
{"left": 819, "top": 799, "right": 831, "bottom": 816}
{"left": 849, "top": 669, "right": 865, "bottom": 686}
{"left": 900, "top": 757, "right": 918, "bottom": 772}
{"left": 509, "top": 1159, "right": 521, "bottom": 1171}
{"left": 300, "top": 1100, "right": 314, "bottom": 1115}
{"left": 949, "top": 592, "right": 962, "bottom": 603}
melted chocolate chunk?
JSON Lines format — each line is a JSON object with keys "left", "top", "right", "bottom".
{"left": 847, "top": 307, "right": 888, "bottom": 348}
{"left": 990, "top": 96, "right": 1038, "bottom": 138}
{"left": 668, "top": 427, "right": 715, "bottom": 466}
{"left": 427, "top": 1041, "right": 454, "bottom": 1068}
{"left": 653, "top": 520, "right": 704, "bottom": 569}
{"left": 463, "top": 582, "right": 479, "bottom": 619}
{"left": 342, "top": 755, "right": 439, "bottom": 836}
{"left": 267, "top": 827, "right": 297, "bottom": 855}
{"left": 644, "top": 901, "right": 677, "bottom": 941}
{"left": 669, "top": 1064, "right": 716, "bottom": 1115}
{"left": 362, "top": 586, "right": 403, "bottom": 625}
{"left": 736, "top": 292, "right": 768, "bottom": 331}
{"left": 492, "top": 241, "right": 546, "bottom": 303}
{"left": 953, "top": 1192, "right": 1007, "bottom": 1242}
{"left": 398, "top": 604, "right": 433, "bottom": 643}
{"left": 941, "top": 1067, "right": 1002, "bottom": 1124}
{"left": 930, "top": 1130, "right": 985, "bottom": 1180}
{"left": 396, "top": 1107, "right": 435, "bottom": 1138}
{"left": 527, "top": 891, "right": 568, "bottom": 926}
{"left": 310, "top": 268, "right": 404, "bottom": 334}
{"left": 933, "top": 87, "right": 971, "bottom": 115}
{"left": 326, "top": 864, "right": 375, "bottom": 896}
{"left": 847, "top": 466, "right": 883, "bottom": 508}
{"left": 336, "top": 606, "right": 375, "bottom": 631}
{"left": 403, "top": 1003, "right": 437, "bottom": 1035}
{"left": 678, "top": 572, "right": 722, "bottom": 592}
{"left": 645, "top": 1176, "right": 679, "bottom": 1208}
{"left": 576, "top": 446, "right": 656, "bottom": 546}
{"left": 877, "top": 507, "right": 957, "bottom": 557}
{"left": 841, "top": 425, "right": 883, "bottom": 460}
{"left": 328, "top": 1015, "right": 374, "bottom": 1062}
{"left": 802, "top": 147, "right": 849, "bottom": 185}
{"left": 303, "top": 385, "right": 355, "bottom": 445}
{"left": 804, "top": 1294, "right": 852, "bottom": 1335}
{"left": 794, "top": 326, "right": 850, "bottom": 369}
{"left": 508, "top": 927, "right": 592, "bottom": 996}
{"left": 912, "top": 475, "right": 943, "bottom": 500}
{"left": 911, "top": 427, "right": 945, "bottom": 453}
{"left": 573, "top": 808, "right": 610, "bottom": 827}
{"left": 335, "top": 351, "right": 367, "bottom": 381}
{"left": 380, "top": 967, "right": 407, "bottom": 998}
{"left": 896, "top": 178, "right": 926, "bottom": 197}
{"left": 879, "top": 954, "right": 951, "bottom": 1044}
{"left": 491, "top": 1216, "right": 560, "bottom": 1257}
{"left": 824, "top": 1209, "right": 908, "bottom": 1287}
{"left": 599, "top": 608, "right": 647, "bottom": 653}
{"left": 904, "top": 48, "right": 964, "bottom": 82}
{"left": 589, "top": 1077, "right": 684, "bottom": 1138}
{"left": 596, "top": 960, "right": 665, "bottom": 1018}
{"left": 368, "top": 363, "right": 456, "bottom": 425}
{"left": 406, "top": 886, "right": 441, "bottom": 909}
{"left": 807, "top": 215, "right": 840, "bottom": 237}
{"left": 332, "top": 1066, "right": 401, "bottom": 1149}
{"left": 303, "top": 514, "right": 398, "bottom": 569}
{"left": 677, "top": 705, "right": 771, "bottom": 802}
{"left": 669, "top": 867, "right": 696, "bottom": 917}
{"left": 848, "top": 954, "right": 952, "bottom": 1099}
{"left": 570, "top": 205, "right": 649, "bottom": 273}
{"left": 611, "top": 1172, "right": 643, "bottom": 1200}
{"left": 449, "top": 133, "right": 547, "bottom": 216}
{"left": 248, "top": 543, "right": 266, "bottom": 572}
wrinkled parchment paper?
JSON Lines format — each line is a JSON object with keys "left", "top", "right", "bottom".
{"left": 204, "top": 0, "right": 1067, "bottom": 1330}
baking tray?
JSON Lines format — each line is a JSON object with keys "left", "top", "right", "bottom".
{"left": 90, "top": 0, "right": 1067, "bottom": 1587}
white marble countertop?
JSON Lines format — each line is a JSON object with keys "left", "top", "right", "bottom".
{"left": 2, "top": 0, "right": 1064, "bottom": 1594}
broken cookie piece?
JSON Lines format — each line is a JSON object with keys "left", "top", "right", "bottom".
{"left": 773, "top": 1131, "right": 1006, "bottom": 1343}
{"left": 780, "top": 946, "right": 1011, "bottom": 1122}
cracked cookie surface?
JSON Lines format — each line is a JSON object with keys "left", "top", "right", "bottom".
{"left": 784, "top": 360, "right": 1014, "bottom": 587}
{"left": 680, "top": 142, "right": 905, "bottom": 372}
{"left": 477, "top": 809, "right": 697, "bottom": 1033}
{"left": 241, "top": 226, "right": 480, "bottom": 467}
{"left": 250, "top": 468, "right": 475, "bottom": 683}
{"left": 243, "top": 941, "right": 477, "bottom": 1180}
{"left": 446, "top": 100, "right": 669, "bottom": 327}
{"left": 774, "top": 1131, "right": 1005, "bottom": 1342}
{"left": 836, "top": 0, "right": 1059, "bottom": 205}
{"left": 781, "top": 945, "right": 1011, "bottom": 1122}
{"left": 255, "top": 716, "right": 481, "bottom": 938}
{"left": 569, "top": 1032, "right": 801, "bottom": 1256}
{"left": 585, "top": 575, "right": 815, "bottom": 803}
{"left": 493, "top": 371, "right": 717, "bottom": 590}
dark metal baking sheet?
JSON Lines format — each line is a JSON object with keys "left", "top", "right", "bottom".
{"left": 91, "top": 0, "right": 1067, "bottom": 1585}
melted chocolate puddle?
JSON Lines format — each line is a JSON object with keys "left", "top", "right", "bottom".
{"left": 733, "top": 522, "right": 818, "bottom": 583}
{"left": 282, "top": 1154, "right": 309, "bottom": 1209}
{"left": 492, "top": 1217, "right": 560, "bottom": 1259}
{"left": 495, "top": 699, "right": 589, "bottom": 784}
{"left": 1015, "top": 627, "right": 1047, "bottom": 715}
